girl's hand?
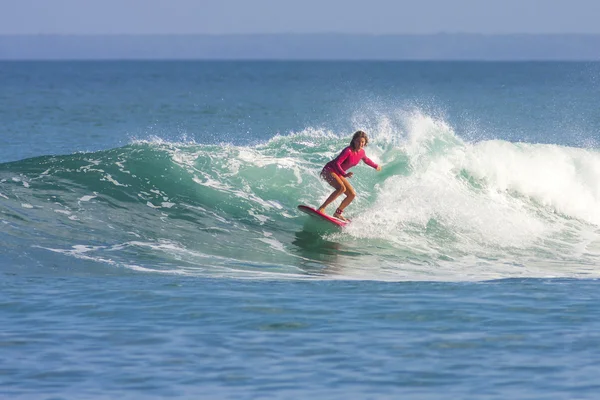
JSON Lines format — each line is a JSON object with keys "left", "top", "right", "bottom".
{"left": 346, "top": 172, "right": 354, "bottom": 178}
{"left": 376, "top": 166, "right": 382, "bottom": 171}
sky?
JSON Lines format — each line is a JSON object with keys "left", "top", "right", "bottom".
{"left": 1, "top": 0, "right": 600, "bottom": 35}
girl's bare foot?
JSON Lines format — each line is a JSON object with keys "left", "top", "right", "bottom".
{"left": 333, "top": 208, "right": 347, "bottom": 221}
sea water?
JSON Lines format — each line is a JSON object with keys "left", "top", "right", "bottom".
{"left": 2, "top": 61, "right": 600, "bottom": 399}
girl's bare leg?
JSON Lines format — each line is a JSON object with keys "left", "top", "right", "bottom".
{"left": 318, "top": 172, "right": 356, "bottom": 219}
{"left": 318, "top": 172, "right": 346, "bottom": 213}
{"left": 336, "top": 177, "right": 356, "bottom": 213}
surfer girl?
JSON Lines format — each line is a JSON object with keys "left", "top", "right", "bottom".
{"left": 318, "top": 130, "right": 381, "bottom": 221}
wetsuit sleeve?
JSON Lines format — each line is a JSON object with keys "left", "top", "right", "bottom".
{"left": 362, "top": 153, "right": 379, "bottom": 170}
{"left": 334, "top": 147, "right": 352, "bottom": 177}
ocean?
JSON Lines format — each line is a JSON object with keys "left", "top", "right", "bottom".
{"left": 2, "top": 61, "right": 600, "bottom": 399}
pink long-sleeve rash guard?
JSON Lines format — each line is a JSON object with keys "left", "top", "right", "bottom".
{"left": 323, "top": 146, "right": 379, "bottom": 177}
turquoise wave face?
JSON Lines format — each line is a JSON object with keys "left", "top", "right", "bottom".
{"left": 3, "top": 115, "right": 600, "bottom": 281}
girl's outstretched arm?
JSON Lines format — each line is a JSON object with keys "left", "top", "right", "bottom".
{"left": 362, "top": 154, "right": 380, "bottom": 170}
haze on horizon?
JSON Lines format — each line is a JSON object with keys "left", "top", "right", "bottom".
{"left": 1, "top": 0, "right": 600, "bottom": 35}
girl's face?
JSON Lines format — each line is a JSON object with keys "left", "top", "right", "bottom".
{"left": 354, "top": 137, "right": 367, "bottom": 149}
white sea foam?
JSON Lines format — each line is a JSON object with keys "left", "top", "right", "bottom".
{"left": 79, "top": 194, "right": 97, "bottom": 202}
{"left": 54, "top": 209, "right": 71, "bottom": 215}
{"left": 102, "top": 174, "right": 128, "bottom": 187}
{"left": 320, "top": 109, "right": 600, "bottom": 280}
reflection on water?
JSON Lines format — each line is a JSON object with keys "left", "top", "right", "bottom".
{"left": 291, "top": 220, "right": 344, "bottom": 275}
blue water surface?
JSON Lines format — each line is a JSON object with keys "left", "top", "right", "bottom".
{"left": 2, "top": 61, "right": 600, "bottom": 399}
{"left": 3, "top": 275, "right": 600, "bottom": 399}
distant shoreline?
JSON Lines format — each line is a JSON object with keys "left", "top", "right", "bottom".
{"left": 2, "top": 34, "right": 600, "bottom": 61}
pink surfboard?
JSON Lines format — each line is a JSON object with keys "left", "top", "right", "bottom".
{"left": 297, "top": 205, "right": 349, "bottom": 227}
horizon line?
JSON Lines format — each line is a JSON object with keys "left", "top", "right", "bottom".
{"left": 3, "top": 32, "right": 600, "bottom": 37}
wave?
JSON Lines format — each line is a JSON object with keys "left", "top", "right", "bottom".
{"left": 2, "top": 110, "right": 600, "bottom": 281}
